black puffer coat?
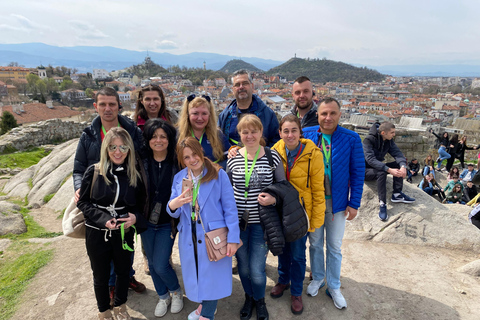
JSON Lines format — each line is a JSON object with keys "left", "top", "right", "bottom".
{"left": 259, "top": 180, "right": 309, "bottom": 256}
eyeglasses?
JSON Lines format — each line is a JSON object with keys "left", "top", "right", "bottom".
{"left": 187, "top": 94, "right": 211, "bottom": 102}
{"left": 108, "top": 144, "right": 129, "bottom": 153}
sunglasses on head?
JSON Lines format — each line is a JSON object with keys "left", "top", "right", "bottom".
{"left": 187, "top": 94, "right": 211, "bottom": 102}
{"left": 108, "top": 144, "right": 129, "bottom": 153}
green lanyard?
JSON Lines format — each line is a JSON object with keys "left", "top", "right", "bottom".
{"left": 244, "top": 146, "right": 261, "bottom": 198}
{"left": 102, "top": 123, "right": 121, "bottom": 137}
{"left": 120, "top": 223, "right": 137, "bottom": 252}
{"left": 191, "top": 129, "right": 204, "bottom": 145}
{"left": 191, "top": 177, "right": 201, "bottom": 221}
{"left": 321, "top": 136, "right": 331, "bottom": 164}
{"left": 230, "top": 138, "right": 239, "bottom": 145}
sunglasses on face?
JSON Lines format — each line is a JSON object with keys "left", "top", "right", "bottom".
{"left": 108, "top": 144, "right": 129, "bottom": 153}
{"left": 187, "top": 94, "right": 211, "bottom": 102}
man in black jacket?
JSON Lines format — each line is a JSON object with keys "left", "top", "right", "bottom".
{"left": 406, "top": 158, "right": 420, "bottom": 183}
{"left": 290, "top": 76, "right": 318, "bottom": 128}
{"left": 363, "top": 122, "right": 415, "bottom": 221}
{"left": 73, "top": 87, "right": 146, "bottom": 296}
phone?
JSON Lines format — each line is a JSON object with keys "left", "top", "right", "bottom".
{"left": 116, "top": 213, "right": 129, "bottom": 227}
{"left": 182, "top": 178, "right": 193, "bottom": 198}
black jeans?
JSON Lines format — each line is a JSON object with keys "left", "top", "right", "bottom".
{"left": 86, "top": 227, "right": 134, "bottom": 312}
{"left": 365, "top": 161, "right": 403, "bottom": 203}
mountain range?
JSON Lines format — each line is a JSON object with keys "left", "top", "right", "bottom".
{"left": 1, "top": 43, "right": 479, "bottom": 77}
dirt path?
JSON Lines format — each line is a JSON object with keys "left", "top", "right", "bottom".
{"left": 10, "top": 207, "right": 480, "bottom": 320}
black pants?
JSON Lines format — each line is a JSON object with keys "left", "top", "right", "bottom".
{"left": 433, "top": 189, "right": 445, "bottom": 201}
{"left": 446, "top": 153, "right": 456, "bottom": 172}
{"left": 472, "top": 213, "right": 480, "bottom": 230}
{"left": 365, "top": 161, "right": 403, "bottom": 203}
{"left": 86, "top": 227, "right": 134, "bottom": 312}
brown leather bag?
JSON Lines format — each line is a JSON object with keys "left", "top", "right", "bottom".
{"left": 204, "top": 226, "right": 229, "bottom": 262}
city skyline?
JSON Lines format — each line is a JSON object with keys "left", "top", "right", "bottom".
{"left": 2, "top": 0, "right": 480, "bottom": 67}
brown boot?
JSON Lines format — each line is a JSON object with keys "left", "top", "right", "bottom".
{"left": 113, "top": 304, "right": 131, "bottom": 320}
{"left": 98, "top": 309, "right": 114, "bottom": 320}
{"left": 291, "top": 296, "right": 304, "bottom": 315}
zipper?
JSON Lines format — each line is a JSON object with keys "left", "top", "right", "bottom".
{"left": 306, "top": 158, "right": 311, "bottom": 188}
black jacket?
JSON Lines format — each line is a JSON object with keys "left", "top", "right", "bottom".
{"left": 363, "top": 122, "right": 406, "bottom": 171}
{"left": 259, "top": 180, "right": 309, "bottom": 256}
{"left": 77, "top": 163, "right": 147, "bottom": 233}
{"left": 407, "top": 161, "right": 420, "bottom": 174}
{"left": 431, "top": 131, "right": 449, "bottom": 148}
{"left": 73, "top": 115, "right": 144, "bottom": 191}
{"left": 290, "top": 102, "right": 318, "bottom": 128}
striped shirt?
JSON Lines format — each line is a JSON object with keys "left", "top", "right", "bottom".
{"left": 227, "top": 149, "right": 281, "bottom": 224}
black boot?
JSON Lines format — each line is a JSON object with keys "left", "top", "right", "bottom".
{"left": 240, "top": 293, "right": 255, "bottom": 320}
{"left": 255, "top": 298, "right": 269, "bottom": 320}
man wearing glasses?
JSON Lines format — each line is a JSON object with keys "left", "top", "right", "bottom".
{"left": 218, "top": 69, "right": 280, "bottom": 147}
{"left": 73, "top": 87, "right": 147, "bottom": 303}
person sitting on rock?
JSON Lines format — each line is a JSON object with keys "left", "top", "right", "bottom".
{"left": 447, "top": 166, "right": 461, "bottom": 181}
{"left": 406, "top": 158, "right": 420, "bottom": 183}
{"left": 468, "top": 202, "right": 480, "bottom": 230}
{"left": 419, "top": 173, "right": 445, "bottom": 201}
{"left": 460, "top": 164, "right": 478, "bottom": 186}
{"left": 363, "top": 121, "right": 415, "bottom": 222}
{"left": 462, "top": 181, "right": 478, "bottom": 204}
{"left": 423, "top": 155, "right": 436, "bottom": 178}
{"left": 445, "top": 184, "right": 465, "bottom": 204}
{"left": 444, "top": 175, "right": 463, "bottom": 194}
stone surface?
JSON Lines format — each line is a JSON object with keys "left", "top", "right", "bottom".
{"left": 458, "top": 259, "right": 480, "bottom": 276}
{"left": 0, "top": 201, "right": 26, "bottom": 235}
{"left": 46, "top": 176, "right": 74, "bottom": 213}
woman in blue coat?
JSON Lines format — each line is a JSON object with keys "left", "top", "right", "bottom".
{"left": 167, "top": 137, "right": 241, "bottom": 320}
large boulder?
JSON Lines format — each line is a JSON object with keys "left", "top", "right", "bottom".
{"left": 458, "top": 259, "right": 480, "bottom": 276}
{"left": 45, "top": 176, "right": 74, "bottom": 212}
{"left": 348, "top": 176, "right": 479, "bottom": 252}
{"left": 0, "top": 201, "right": 26, "bottom": 235}
{"left": 3, "top": 166, "right": 35, "bottom": 199}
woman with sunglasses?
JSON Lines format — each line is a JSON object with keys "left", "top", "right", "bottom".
{"left": 269, "top": 114, "right": 325, "bottom": 315}
{"left": 77, "top": 127, "right": 147, "bottom": 320}
{"left": 177, "top": 94, "right": 230, "bottom": 168}
{"left": 140, "top": 119, "right": 184, "bottom": 317}
{"left": 227, "top": 114, "right": 285, "bottom": 320}
{"left": 134, "top": 84, "right": 178, "bottom": 130}
{"left": 167, "top": 137, "right": 240, "bottom": 320}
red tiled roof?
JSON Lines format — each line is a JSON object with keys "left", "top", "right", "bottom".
{"left": 0, "top": 103, "right": 82, "bottom": 125}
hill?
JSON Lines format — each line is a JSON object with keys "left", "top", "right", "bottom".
{"left": 0, "top": 43, "right": 283, "bottom": 72}
{"left": 267, "top": 57, "right": 386, "bottom": 83}
{"left": 219, "top": 59, "right": 262, "bottom": 73}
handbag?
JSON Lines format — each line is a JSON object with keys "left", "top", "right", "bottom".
{"left": 62, "top": 164, "right": 100, "bottom": 238}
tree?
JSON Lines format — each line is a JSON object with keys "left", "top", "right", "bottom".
{"left": 85, "top": 88, "right": 94, "bottom": 98}
{"left": 0, "top": 111, "right": 18, "bottom": 134}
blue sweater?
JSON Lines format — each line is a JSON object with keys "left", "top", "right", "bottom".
{"left": 303, "top": 125, "right": 365, "bottom": 214}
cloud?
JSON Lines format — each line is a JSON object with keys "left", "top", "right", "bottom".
{"left": 10, "top": 14, "right": 51, "bottom": 31}
{"left": 0, "top": 24, "right": 27, "bottom": 32}
{"left": 69, "top": 20, "right": 109, "bottom": 39}
{"left": 155, "top": 40, "right": 179, "bottom": 50}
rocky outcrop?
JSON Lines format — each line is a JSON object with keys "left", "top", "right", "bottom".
{"left": 348, "top": 176, "right": 479, "bottom": 252}
{"left": 458, "top": 259, "right": 480, "bottom": 276}
{"left": 0, "top": 201, "right": 26, "bottom": 235}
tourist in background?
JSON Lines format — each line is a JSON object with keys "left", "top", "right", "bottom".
{"left": 460, "top": 163, "right": 478, "bottom": 186}
{"left": 406, "top": 158, "right": 420, "bottom": 183}
{"left": 140, "top": 119, "right": 184, "bottom": 317}
{"left": 177, "top": 94, "right": 230, "bottom": 168}
{"left": 269, "top": 114, "right": 325, "bottom": 315}
{"left": 167, "top": 137, "right": 240, "bottom": 320}
{"left": 134, "top": 84, "right": 177, "bottom": 130}
{"left": 445, "top": 134, "right": 460, "bottom": 172}
{"left": 447, "top": 166, "right": 460, "bottom": 181}
{"left": 462, "top": 181, "right": 478, "bottom": 204}
{"left": 429, "top": 129, "right": 450, "bottom": 170}
{"left": 456, "top": 136, "right": 475, "bottom": 169}
{"left": 227, "top": 114, "right": 285, "bottom": 320}
{"left": 423, "top": 155, "right": 436, "bottom": 178}
{"left": 446, "top": 184, "right": 465, "bottom": 204}
{"left": 77, "top": 127, "right": 147, "bottom": 320}
{"left": 444, "top": 174, "right": 463, "bottom": 194}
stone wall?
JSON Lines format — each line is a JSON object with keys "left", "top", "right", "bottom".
{"left": 0, "top": 119, "right": 87, "bottom": 153}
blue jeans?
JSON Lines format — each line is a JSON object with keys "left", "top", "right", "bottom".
{"left": 236, "top": 223, "right": 269, "bottom": 300}
{"left": 308, "top": 199, "right": 346, "bottom": 290}
{"left": 407, "top": 171, "right": 417, "bottom": 180}
{"left": 277, "top": 235, "right": 307, "bottom": 296}
{"left": 200, "top": 300, "right": 218, "bottom": 320}
{"left": 141, "top": 222, "right": 180, "bottom": 298}
{"left": 423, "top": 166, "right": 435, "bottom": 179}
{"left": 423, "top": 187, "right": 433, "bottom": 195}
{"left": 108, "top": 252, "right": 135, "bottom": 287}
{"left": 437, "top": 146, "right": 451, "bottom": 168}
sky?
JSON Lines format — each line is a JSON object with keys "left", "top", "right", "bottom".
{"left": 1, "top": 0, "right": 480, "bottom": 66}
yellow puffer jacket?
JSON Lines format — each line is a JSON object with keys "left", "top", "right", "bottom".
{"left": 272, "top": 138, "right": 325, "bottom": 231}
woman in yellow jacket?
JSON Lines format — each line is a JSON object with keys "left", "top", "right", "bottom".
{"left": 269, "top": 114, "right": 325, "bottom": 315}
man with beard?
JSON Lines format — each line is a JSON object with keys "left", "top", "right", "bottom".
{"left": 218, "top": 69, "right": 280, "bottom": 147}
{"left": 290, "top": 76, "right": 319, "bottom": 128}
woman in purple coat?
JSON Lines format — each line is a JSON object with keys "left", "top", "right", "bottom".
{"left": 167, "top": 137, "right": 240, "bottom": 320}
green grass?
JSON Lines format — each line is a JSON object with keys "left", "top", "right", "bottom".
{"left": 0, "top": 208, "right": 62, "bottom": 240}
{"left": 0, "top": 148, "right": 51, "bottom": 169}
{"left": 0, "top": 241, "right": 53, "bottom": 320}
{"left": 43, "top": 193, "right": 55, "bottom": 203}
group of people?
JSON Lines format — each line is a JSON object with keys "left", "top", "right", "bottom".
{"left": 73, "top": 70, "right": 438, "bottom": 320}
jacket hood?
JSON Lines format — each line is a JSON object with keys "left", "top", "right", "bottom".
{"left": 368, "top": 122, "right": 380, "bottom": 136}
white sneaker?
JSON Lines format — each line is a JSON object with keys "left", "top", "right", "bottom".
{"left": 307, "top": 279, "right": 325, "bottom": 297}
{"left": 154, "top": 296, "right": 171, "bottom": 317}
{"left": 170, "top": 290, "right": 184, "bottom": 314}
{"left": 326, "top": 288, "right": 347, "bottom": 309}
{"left": 188, "top": 305, "right": 201, "bottom": 320}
